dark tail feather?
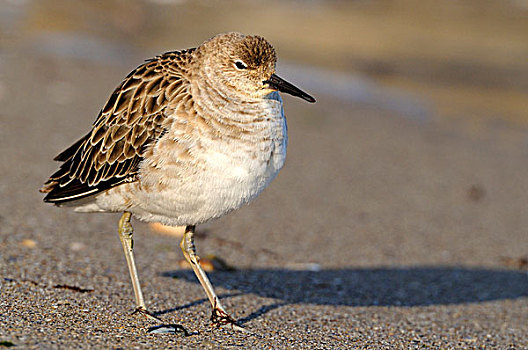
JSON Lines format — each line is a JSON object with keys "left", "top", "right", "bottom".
{"left": 41, "top": 131, "right": 134, "bottom": 204}
{"left": 42, "top": 177, "right": 127, "bottom": 204}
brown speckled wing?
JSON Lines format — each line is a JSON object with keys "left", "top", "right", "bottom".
{"left": 41, "top": 49, "right": 195, "bottom": 203}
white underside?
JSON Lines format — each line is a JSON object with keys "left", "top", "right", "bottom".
{"left": 72, "top": 94, "right": 287, "bottom": 226}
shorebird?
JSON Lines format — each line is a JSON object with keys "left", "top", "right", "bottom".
{"left": 40, "top": 32, "right": 315, "bottom": 332}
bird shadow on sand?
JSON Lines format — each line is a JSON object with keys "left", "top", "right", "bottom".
{"left": 159, "top": 266, "right": 528, "bottom": 323}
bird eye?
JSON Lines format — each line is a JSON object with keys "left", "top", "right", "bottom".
{"left": 234, "top": 60, "right": 247, "bottom": 70}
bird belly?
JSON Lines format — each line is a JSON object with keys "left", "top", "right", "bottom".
{"left": 89, "top": 123, "right": 287, "bottom": 226}
{"left": 133, "top": 140, "right": 285, "bottom": 225}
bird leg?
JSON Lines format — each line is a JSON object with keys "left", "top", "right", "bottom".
{"left": 180, "top": 225, "right": 247, "bottom": 332}
{"left": 118, "top": 212, "right": 162, "bottom": 323}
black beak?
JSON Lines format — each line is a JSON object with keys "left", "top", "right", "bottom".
{"left": 264, "top": 74, "right": 316, "bottom": 103}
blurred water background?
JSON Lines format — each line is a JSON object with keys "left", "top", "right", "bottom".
{"left": 1, "top": 0, "right": 527, "bottom": 133}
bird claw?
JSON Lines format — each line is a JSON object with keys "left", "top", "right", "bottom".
{"left": 210, "top": 306, "right": 236, "bottom": 326}
{"left": 132, "top": 307, "right": 164, "bottom": 323}
{"left": 210, "top": 306, "right": 256, "bottom": 335}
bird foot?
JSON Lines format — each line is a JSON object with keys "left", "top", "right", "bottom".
{"left": 210, "top": 306, "right": 236, "bottom": 327}
{"left": 210, "top": 306, "right": 255, "bottom": 335}
{"left": 132, "top": 306, "right": 164, "bottom": 323}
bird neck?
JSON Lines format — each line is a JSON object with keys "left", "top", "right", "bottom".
{"left": 191, "top": 73, "right": 267, "bottom": 124}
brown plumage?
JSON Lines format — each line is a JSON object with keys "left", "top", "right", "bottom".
{"left": 40, "top": 49, "right": 195, "bottom": 202}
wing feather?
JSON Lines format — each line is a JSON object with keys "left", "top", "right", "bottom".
{"left": 41, "top": 49, "right": 196, "bottom": 203}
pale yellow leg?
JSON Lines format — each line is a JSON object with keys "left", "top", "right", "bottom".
{"left": 118, "top": 212, "right": 161, "bottom": 322}
{"left": 180, "top": 225, "right": 249, "bottom": 332}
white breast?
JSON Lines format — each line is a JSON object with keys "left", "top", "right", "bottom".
{"left": 178, "top": 95, "right": 287, "bottom": 224}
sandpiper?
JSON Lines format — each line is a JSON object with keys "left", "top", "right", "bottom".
{"left": 40, "top": 32, "right": 315, "bottom": 332}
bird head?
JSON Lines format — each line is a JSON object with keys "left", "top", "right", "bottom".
{"left": 196, "top": 32, "right": 315, "bottom": 103}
